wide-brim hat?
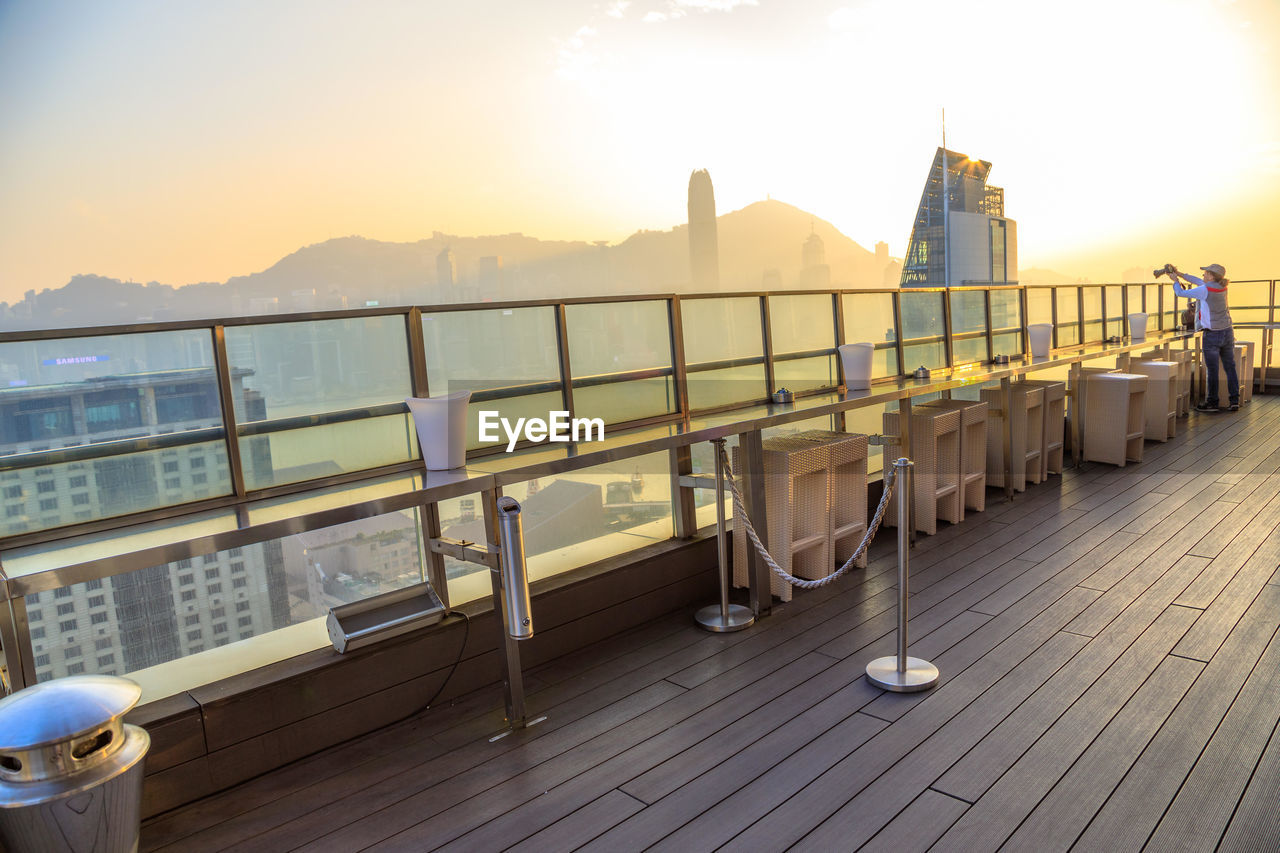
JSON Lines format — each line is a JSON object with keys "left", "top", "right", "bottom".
{"left": 1200, "top": 263, "right": 1226, "bottom": 278}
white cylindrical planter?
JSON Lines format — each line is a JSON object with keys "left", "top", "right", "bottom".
{"left": 407, "top": 391, "right": 471, "bottom": 470}
{"left": 839, "top": 342, "right": 875, "bottom": 391}
{"left": 1029, "top": 324, "right": 1053, "bottom": 358}
{"left": 1128, "top": 312, "right": 1147, "bottom": 340}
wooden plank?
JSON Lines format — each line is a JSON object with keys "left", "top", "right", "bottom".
{"left": 1066, "top": 553, "right": 1211, "bottom": 639}
{"left": 927, "top": 607, "right": 1200, "bottom": 849}
{"left": 1074, "top": 585, "right": 1280, "bottom": 851}
{"left": 673, "top": 628, "right": 1090, "bottom": 853}
{"left": 1175, "top": 486, "right": 1280, "bottom": 609}
{"left": 504, "top": 790, "right": 645, "bottom": 853}
{"left": 1174, "top": 524, "right": 1280, "bottom": 660}
{"left": 859, "top": 790, "right": 968, "bottom": 853}
{"left": 1004, "top": 654, "right": 1202, "bottom": 851}
{"left": 1217, "top": 717, "right": 1280, "bottom": 852}
{"left": 1146, "top": 610, "right": 1280, "bottom": 850}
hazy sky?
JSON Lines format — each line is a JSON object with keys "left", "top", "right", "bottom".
{"left": 1, "top": 0, "right": 1278, "bottom": 301}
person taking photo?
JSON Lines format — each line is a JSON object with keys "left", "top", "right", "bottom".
{"left": 1168, "top": 263, "right": 1239, "bottom": 412}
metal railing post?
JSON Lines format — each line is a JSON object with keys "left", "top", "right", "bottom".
{"left": 866, "top": 458, "right": 938, "bottom": 692}
{"left": 694, "top": 439, "right": 754, "bottom": 633}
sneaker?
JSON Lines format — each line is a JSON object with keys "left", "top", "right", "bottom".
{"left": 1195, "top": 402, "right": 1222, "bottom": 413}
{"left": 1229, "top": 402, "right": 1240, "bottom": 411}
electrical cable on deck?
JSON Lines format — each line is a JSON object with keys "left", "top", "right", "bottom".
{"left": 718, "top": 444, "right": 897, "bottom": 590}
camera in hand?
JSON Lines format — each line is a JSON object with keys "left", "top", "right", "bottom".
{"left": 1152, "top": 263, "right": 1177, "bottom": 279}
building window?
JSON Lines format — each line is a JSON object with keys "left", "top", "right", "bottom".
{"left": 59, "top": 619, "right": 77, "bottom": 632}
{"left": 204, "top": 567, "right": 220, "bottom": 579}
{"left": 213, "top": 623, "right": 227, "bottom": 635}
{"left": 191, "top": 473, "right": 208, "bottom": 485}
{"left": 177, "top": 559, "right": 192, "bottom": 569}
{"left": 165, "top": 477, "right": 182, "bottom": 490}
{"left": 215, "top": 638, "right": 229, "bottom": 647}
{"left": 31, "top": 627, "right": 45, "bottom": 640}
{"left": 210, "top": 607, "right": 225, "bottom": 620}
{"left": 85, "top": 578, "right": 103, "bottom": 591}
{"left": 163, "top": 461, "right": 180, "bottom": 473}
{"left": 181, "top": 590, "right": 196, "bottom": 602}
{"left": 97, "top": 654, "right": 115, "bottom": 667}
{"left": 5, "top": 505, "right": 22, "bottom": 518}
{"left": 236, "top": 601, "right": 250, "bottom": 613}
{"left": 185, "top": 614, "right": 200, "bottom": 626}
{"left": 64, "top": 645, "right": 82, "bottom": 659}
{"left": 28, "top": 609, "right": 43, "bottom": 621}
{"left": 91, "top": 612, "right": 109, "bottom": 625}
{"left": 179, "top": 574, "right": 193, "bottom": 586}
{"left": 68, "top": 475, "right": 87, "bottom": 489}
{"left": 187, "top": 630, "right": 202, "bottom": 641}
{"left": 55, "top": 587, "right": 72, "bottom": 599}
{"left": 37, "top": 480, "right": 56, "bottom": 494}
{"left": 189, "top": 457, "right": 206, "bottom": 469}
{"left": 240, "top": 631, "right": 253, "bottom": 640}
{"left": 56, "top": 603, "right": 75, "bottom": 616}
{"left": 3, "top": 486, "right": 22, "bottom": 499}
{"left": 95, "top": 638, "right": 113, "bottom": 650}
{"left": 207, "top": 583, "right": 222, "bottom": 594}
{"left": 233, "top": 577, "right": 247, "bottom": 589}
{"left": 189, "top": 645, "right": 204, "bottom": 653}
{"left": 67, "top": 662, "right": 85, "bottom": 674}
{"left": 35, "top": 653, "right": 50, "bottom": 667}
{"left": 229, "top": 547, "right": 242, "bottom": 557}
{"left": 237, "top": 616, "right": 253, "bottom": 628}
{"left": 39, "top": 498, "right": 58, "bottom": 511}
{"left": 203, "top": 554, "right": 218, "bottom": 565}
{"left": 230, "top": 561, "right": 245, "bottom": 574}
{"left": 88, "top": 595, "right": 105, "bottom": 608}
{"left": 71, "top": 493, "right": 90, "bottom": 505}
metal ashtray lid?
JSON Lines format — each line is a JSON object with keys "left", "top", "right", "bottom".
{"left": 912, "top": 366, "right": 931, "bottom": 380}
{"left": 772, "top": 387, "right": 795, "bottom": 403}
{"left": 0, "top": 675, "right": 141, "bottom": 753}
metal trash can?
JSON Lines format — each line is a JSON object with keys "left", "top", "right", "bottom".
{"left": 0, "top": 675, "right": 150, "bottom": 853}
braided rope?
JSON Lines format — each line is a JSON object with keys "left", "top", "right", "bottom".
{"left": 719, "top": 444, "right": 897, "bottom": 590}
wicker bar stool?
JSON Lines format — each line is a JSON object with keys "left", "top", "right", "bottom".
{"left": 731, "top": 438, "right": 831, "bottom": 603}
{"left": 1083, "top": 373, "right": 1148, "bottom": 466}
{"left": 1014, "top": 379, "right": 1066, "bottom": 479}
{"left": 791, "top": 430, "right": 870, "bottom": 568}
{"left": 919, "top": 399, "right": 988, "bottom": 520}
{"left": 1132, "top": 361, "right": 1178, "bottom": 441}
{"left": 883, "top": 407, "right": 962, "bottom": 535}
{"left": 981, "top": 383, "right": 1044, "bottom": 492}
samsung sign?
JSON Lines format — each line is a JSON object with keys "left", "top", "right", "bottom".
{"left": 42, "top": 355, "right": 109, "bottom": 366}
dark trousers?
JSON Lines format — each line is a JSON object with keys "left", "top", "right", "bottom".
{"left": 1202, "top": 327, "right": 1239, "bottom": 406}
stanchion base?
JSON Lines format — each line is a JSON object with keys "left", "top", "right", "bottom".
{"left": 866, "top": 656, "right": 939, "bottom": 693}
{"left": 695, "top": 603, "right": 755, "bottom": 633}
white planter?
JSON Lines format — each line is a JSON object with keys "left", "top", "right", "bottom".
{"left": 1128, "top": 312, "right": 1148, "bottom": 340}
{"left": 1029, "top": 324, "right": 1053, "bottom": 358}
{"left": 407, "top": 391, "right": 471, "bottom": 470}
{"left": 838, "top": 342, "right": 875, "bottom": 391}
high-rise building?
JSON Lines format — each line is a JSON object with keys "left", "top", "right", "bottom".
{"left": 436, "top": 247, "right": 456, "bottom": 290}
{"left": 477, "top": 256, "right": 503, "bottom": 301}
{"left": 687, "top": 169, "right": 720, "bottom": 291}
{"left": 900, "top": 148, "right": 1017, "bottom": 287}
{"left": 798, "top": 228, "right": 831, "bottom": 289}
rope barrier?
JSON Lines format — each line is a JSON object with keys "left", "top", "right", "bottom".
{"left": 718, "top": 443, "right": 897, "bottom": 590}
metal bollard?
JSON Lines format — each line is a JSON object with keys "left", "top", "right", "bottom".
{"left": 496, "top": 496, "right": 533, "bottom": 640}
{"left": 0, "top": 675, "right": 150, "bottom": 852}
{"left": 866, "top": 458, "right": 940, "bottom": 692}
{"left": 695, "top": 439, "right": 755, "bottom": 633}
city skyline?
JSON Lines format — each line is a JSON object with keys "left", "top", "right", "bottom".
{"left": 2, "top": 0, "right": 1279, "bottom": 305}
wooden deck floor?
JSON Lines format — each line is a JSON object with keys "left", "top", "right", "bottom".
{"left": 141, "top": 395, "right": 1280, "bottom": 852}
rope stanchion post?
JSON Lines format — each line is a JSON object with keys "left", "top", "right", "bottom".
{"left": 866, "top": 458, "right": 940, "bottom": 693}
{"left": 695, "top": 439, "right": 755, "bottom": 633}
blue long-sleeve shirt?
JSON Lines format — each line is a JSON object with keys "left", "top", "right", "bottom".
{"left": 1172, "top": 273, "right": 1232, "bottom": 331}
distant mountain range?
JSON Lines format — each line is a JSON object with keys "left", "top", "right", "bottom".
{"left": 0, "top": 199, "right": 1050, "bottom": 331}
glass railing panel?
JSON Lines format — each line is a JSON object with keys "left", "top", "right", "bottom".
{"left": 769, "top": 294, "right": 835, "bottom": 355}
{"left": 1231, "top": 281, "right": 1271, "bottom": 323}
{"left": 1055, "top": 287, "right": 1080, "bottom": 346}
{"left": 949, "top": 291, "right": 988, "bottom": 367}
{"left": 441, "top": 452, "right": 674, "bottom": 606}
{"left": 1145, "top": 284, "right": 1161, "bottom": 326}
{"left": 990, "top": 289, "right": 1024, "bottom": 357}
{"left": 773, "top": 355, "right": 838, "bottom": 394}
{"left": 841, "top": 292, "right": 898, "bottom": 378}
{"left": 1125, "top": 284, "right": 1145, "bottom": 316}
{"left": 240, "top": 414, "right": 417, "bottom": 491}
{"left": 1082, "top": 287, "right": 1103, "bottom": 343}
{"left": 566, "top": 301, "right": 675, "bottom": 425}
{"left": 0, "top": 330, "right": 231, "bottom": 535}
{"left": 24, "top": 506, "right": 426, "bottom": 700}
{"left": 226, "top": 316, "right": 415, "bottom": 489}
{"left": 901, "top": 291, "right": 947, "bottom": 370}
{"left": 682, "top": 297, "right": 766, "bottom": 410}
{"left": 1105, "top": 285, "right": 1124, "bottom": 339}
{"left": 423, "top": 306, "right": 562, "bottom": 451}
{"left": 992, "top": 332, "right": 1022, "bottom": 357}
{"left": 1026, "top": 287, "right": 1053, "bottom": 326}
